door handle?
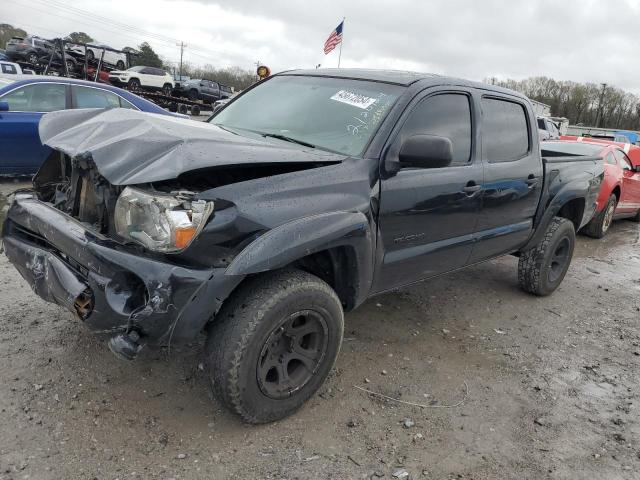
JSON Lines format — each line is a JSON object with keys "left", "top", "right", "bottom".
{"left": 462, "top": 182, "right": 482, "bottom": 195}
{"left": 526, "top": 175, "right": 539, "bottom": 188}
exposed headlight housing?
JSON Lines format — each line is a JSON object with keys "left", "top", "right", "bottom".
{"left": 114, "top": 187, "right": 214, "bottom": 253}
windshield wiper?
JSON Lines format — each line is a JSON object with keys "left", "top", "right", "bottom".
{"left": 261, "top": 133, "right": 316, "bottom": 149}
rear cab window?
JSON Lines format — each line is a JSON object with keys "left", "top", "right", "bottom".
{"left": 482, "top": 97, "right": 530, "bottom": 162}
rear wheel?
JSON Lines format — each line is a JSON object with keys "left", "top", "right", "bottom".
{"left": 190, "top": 104, "right": 201, "bottom": 116}
{"left": 518, "top": 217, "right": 575, "bottom": 296}
{"left": 584, "top": 194, "right": 617, "bottom": 238}
{"left": 162, "top": 83, "right": 172, "bottom": 96}
{"left": 205, "top": 269, "right": 344, "bottom": 424}
{"left": 116, "top": 60, "right": 125, "bottom": 70}
{"left": 27, "top": 52, "right": 38, "bottom": 64}
{"left": 188, "top": 89, "right": 199, "bottom": 101}
{"left": 86, "top": 49, "right": 95, "bottom": 61}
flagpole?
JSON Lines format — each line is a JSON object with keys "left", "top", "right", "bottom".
{"left": 337, "top": 17, "right": 345, "bottom": 68}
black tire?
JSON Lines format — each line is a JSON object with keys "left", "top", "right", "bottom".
{"left": 518, "top": 217, "right": 575, "bottom": 296}
{"left": 86, "top": 49, "right": 95, "bottom": 61}
{"left": 583, "top": 194, "right": 616, "bottom": 238}
{"left": 205, "top": 269, "right": 344, "bottom": 424}
{"left": 27, "top": 52, "right": 38, "bottom": 64}
{"left": 168, "top": 101, "right": 178, "bottom": 113}
{"left": 178, "top": 103, "right": 189, "bottom": 115}
{"left": 188, "top": 89, "right": 199, "bottom": 101}
{"left": 127, "top": 78, "right": 140, "bottom": 91}
{"left": 116, "top": 60, "right": 125, "bottom": 70}
{"left": 162, "top": 83, "right": 172, "bottom": 96}
{"left": 190, "top": 104, "right": 201, "bottom": 116}
{"left": 65, "top": 59, "right": 75, "bottom": 74}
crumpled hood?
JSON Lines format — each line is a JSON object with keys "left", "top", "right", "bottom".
{"left": 38, "top": 108, "right": 345, "bottom": 185}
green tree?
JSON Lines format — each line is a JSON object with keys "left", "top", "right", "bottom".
{"left": 66, "top": 32, "right": 93, "bottom": 44}
{"left": 0, "top": 24, "right": 27, "bottom": 49}
{"left": 130, "top": 42, "right": 163, "bottom": 68}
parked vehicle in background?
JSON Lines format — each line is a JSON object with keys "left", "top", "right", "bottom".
{"left": 5, "top": 35, "right": 54, "bottom": 65}
{"left": 108, "top": 66, "right": 174, "bottom": 95}
{"left": 0, "top": 75, "right": 184, "bottom": 175}
{"left": 173, "top": 78, "right": 230, "bottom": 103}
{"left": 537, "top": 116, "right": 560, "bottom": 141}
{"left": 66, "top": 43, "right": 127, "bottom": 70}
{"left": 0, "top": 61, "right": 23, "bottom": 75}
{"left": 37, "top": 51, "right": 77, "bottom": 74}
{"left": 1, "top": 69, "right": 604, "bottom": 424}
{"left": 545, "top": 140, "right": 640, "bottom": 237}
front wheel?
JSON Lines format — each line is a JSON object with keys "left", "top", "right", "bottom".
{"left": 116, "top": 60, "right": 125, "bottom": 70}
{"left": 518, "top": 217, "right": 575, "bottom": 296}
{"left": 205, "top": 269, "right": 344, "bottom": 424}
{"left": 583, "top": 194, "right": 616, "bottom": 238}
{"left": 127, "top": 78, "right": 140, "bottom": 91}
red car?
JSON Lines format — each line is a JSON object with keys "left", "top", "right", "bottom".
{"left": 545, "top": 139, "right": 640, "bottom": 237}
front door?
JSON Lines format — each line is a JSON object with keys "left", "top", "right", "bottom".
{"left": 375, "top": 90, "right": 483, "bottom": 292}
{"left": 615, "top": 150, "right": 640, "bottom": 214}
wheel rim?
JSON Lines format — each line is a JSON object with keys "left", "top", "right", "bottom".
{"left": 28, "top": 54, "right": 38, "bottom": 64}
{"left": 257, "top": 310, "right": 329, "bottom": 399}
{"left": 602, "top": 201, "right": 615, "bottom": 232}
{"left": 548, "top": 237, "right": 570, "bottom": 283}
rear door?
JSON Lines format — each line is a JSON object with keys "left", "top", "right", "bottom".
{"left": 0, "top": 82, "right": 69, "bottom": 174}
{"left": 468, "top": 95, "right": 542, "bottom": 263}
{"left": 614, "top": 149, "right": 640, "bottom": 214}
{"left": 375, "top": 88, "right": 483, "bottom": 291}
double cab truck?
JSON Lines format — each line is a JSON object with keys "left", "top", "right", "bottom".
{"left": 1, "top": 69, "right": 604, "bottom": 423}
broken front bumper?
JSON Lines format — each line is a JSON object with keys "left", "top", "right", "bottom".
{"left": 1, "top": 195, "right": 240, "bottom": 345}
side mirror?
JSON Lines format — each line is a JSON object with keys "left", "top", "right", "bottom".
{"left": 399, "top": 134, "right": 453, "bottom": 169}
{"left": 0, "top": 101, "right": 9, "bottom": 112}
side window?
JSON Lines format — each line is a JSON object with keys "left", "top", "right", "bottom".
{"left": 605, "top": 153, "right": 617, "bottom": 165}
{"left": 537, "top": 118, "right": 546, "bottom": 130}
{"left": 139, "top": 67, "right": 152, "bottom": 74}
{"left": 118, "top": 97, "right": 136, "bottom": 109}
{"left": 1, "top": 83, "right": 66, "bottom": 112}
{"left": 400, "top": 93, "right": 472, "bottom": 166}
{"left": 482, "top": 97, "right": 530, "bottom": 162}
{"left": 73, "top": 86, "right": 121, "bottom": 109}
{"left": 614, "top": 150, "right": 632, "bottom": 170}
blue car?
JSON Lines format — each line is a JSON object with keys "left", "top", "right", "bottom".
{"left": 0, "top": 75, "right": 182, "bottom": 175}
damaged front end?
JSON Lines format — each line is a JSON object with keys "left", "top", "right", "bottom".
{"left": 2, "top": 108, "right": 350, "bottom": 358}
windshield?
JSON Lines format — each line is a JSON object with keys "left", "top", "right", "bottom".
{"left": 211, "top": 75, "right": 403, "bottom": 156}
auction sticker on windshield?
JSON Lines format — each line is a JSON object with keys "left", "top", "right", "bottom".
{"left": 330, "top": 90, "right": 377, "bottom": 109}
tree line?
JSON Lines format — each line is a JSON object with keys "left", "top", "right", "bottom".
{"left": 1, "top": 24, "right": 257, "bottom": 92}
{"left": 486, "top": 76, "right": 640, "bottom": 131}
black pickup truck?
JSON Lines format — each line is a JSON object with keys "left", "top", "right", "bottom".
{"left": 1, "top": 69, "right": 603, "bottom": 423}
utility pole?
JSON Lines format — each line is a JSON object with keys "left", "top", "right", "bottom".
{"left": 254, "top": 60, "right": 261, "bottom": 80}
{"left": 177, "top": 41, "right": 187, "bottom": 79}
{"left": 596, "top": 83, "right": 607, "bottom": 128}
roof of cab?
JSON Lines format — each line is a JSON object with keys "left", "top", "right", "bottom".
{"left": 279, "top": 68, "right": 529, "bottom": 99}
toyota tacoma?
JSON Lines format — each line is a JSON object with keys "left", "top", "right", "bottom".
{"left": 1, "top": 69, "right": 604, "bottom": 423}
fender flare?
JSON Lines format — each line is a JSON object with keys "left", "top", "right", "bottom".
{"left": 523, "top": 179, "right": 594, "bottom": 251}
{"left": 226, "top": 211, "right": 374, "bottom": 306}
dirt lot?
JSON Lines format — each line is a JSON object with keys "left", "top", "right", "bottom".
{"left": 1, "top": 180, "right": 639, "bottom": 480}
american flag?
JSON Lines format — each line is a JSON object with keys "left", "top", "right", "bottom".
{"left": 323, "top": 21, "right": 344, "bottom": 55}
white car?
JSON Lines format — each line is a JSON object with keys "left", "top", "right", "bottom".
{"left": 0, "top": 61, "right": 23, "bottom": 75}
{"left": 67, "top": 43, "right": 127, "bottom": 70}
{"left": 108, "top": 66, "right": 174, "bottom": 95}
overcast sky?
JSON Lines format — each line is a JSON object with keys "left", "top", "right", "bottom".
{"left": 3, "top": 0, "right": 640, "bottom": 92}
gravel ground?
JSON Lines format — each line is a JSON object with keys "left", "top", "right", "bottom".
{"left": 1, "top": 180, "right": 639, "bottom": 480}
